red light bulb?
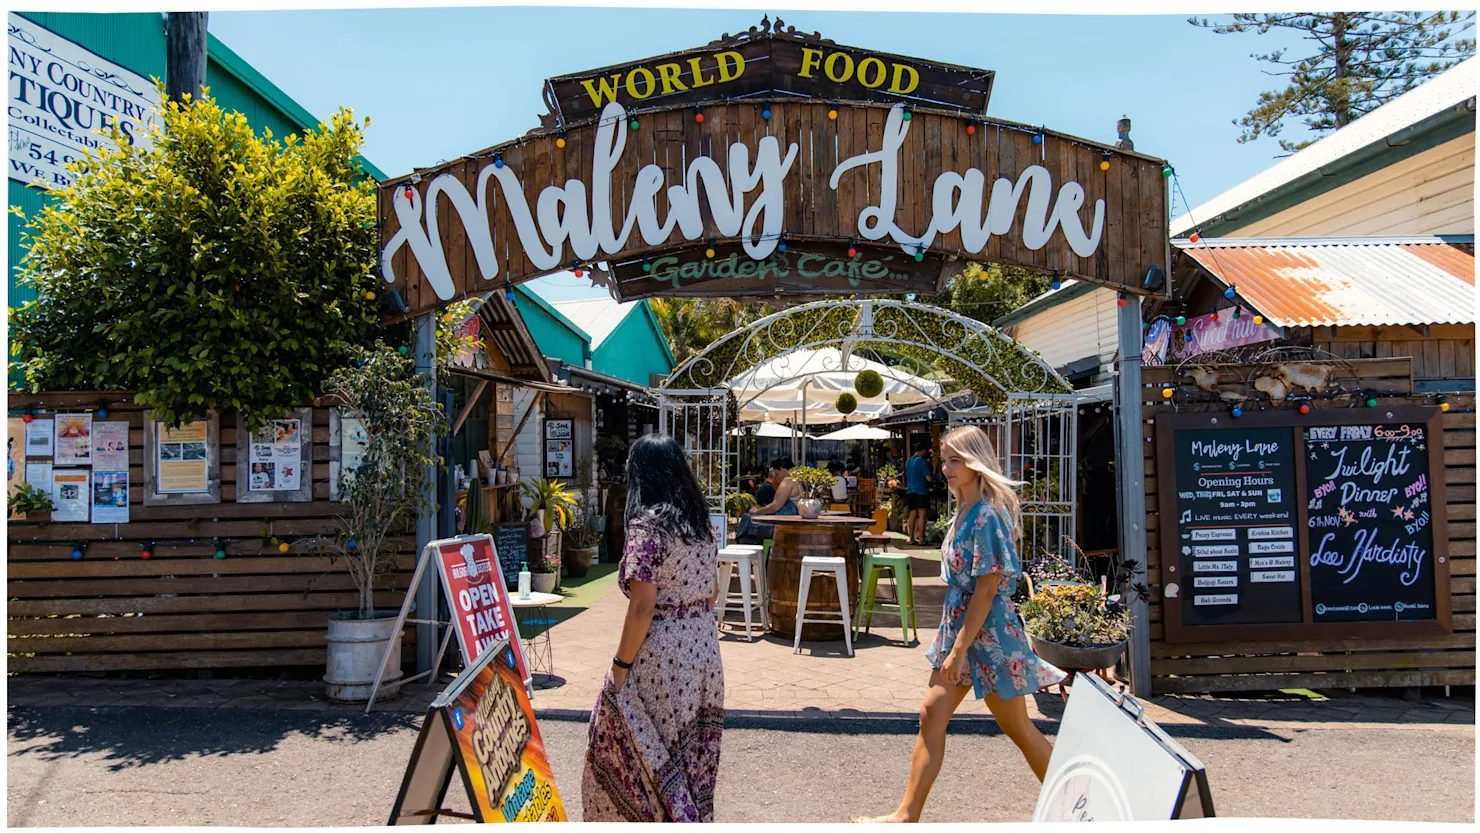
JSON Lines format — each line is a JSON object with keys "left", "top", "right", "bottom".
{"left": 1190, "top": 233, "right": 1201, "bottom": 243}
{"left": 1299, "top": 404, "right": 1311, "bottom": 415}
{"left": 1210, "top": 311, "right": 1219, "bottom": 321}
{"left": 847, "top": 247, "right": 857, "bottom": 258}
{"left": 966, "top": 124, "right": 976, "bottom": 135}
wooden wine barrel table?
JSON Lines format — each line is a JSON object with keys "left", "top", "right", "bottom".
{"left": 755, "top": 514, "right": 876, "bottom": 641}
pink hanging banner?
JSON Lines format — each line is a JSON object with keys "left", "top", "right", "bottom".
{"left": 1170, "top": 311, "right": 1279, "bottom": 361}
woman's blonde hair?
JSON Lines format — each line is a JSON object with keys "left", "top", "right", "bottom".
{"left": 941, "top": 425, "right": 1023, "bottom": 536}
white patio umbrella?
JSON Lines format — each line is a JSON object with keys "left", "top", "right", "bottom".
{"left": 814, "top": 424, "right": 892, "bottom": 441}
{"left": 729, "top": 422, "right": 819, "bottom": 440}
{"left": 728, "top": 348, "right": 941, "bottom": 406}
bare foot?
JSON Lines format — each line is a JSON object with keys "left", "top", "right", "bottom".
{"left": 851, "top": 813, "right": 911, "bottom": 823}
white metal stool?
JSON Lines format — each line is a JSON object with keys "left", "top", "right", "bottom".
{"left": 717, "top": 546, "right": 765, "bottom": 640}
{"left": 793, "top": 555, "right": 853, "bottom": 657}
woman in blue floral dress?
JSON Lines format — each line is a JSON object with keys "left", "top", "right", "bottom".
{"left": 857, "top": 425, "right": 1065, "bottom": 823}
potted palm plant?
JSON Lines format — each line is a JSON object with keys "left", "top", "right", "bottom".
{"left": 522, "top": 477, "right": 577, "bottom": 592}
{"left": 322, "top": 343, "right": 446, "bottom": 703}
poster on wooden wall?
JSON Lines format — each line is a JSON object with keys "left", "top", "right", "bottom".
{"left": 143, "top": 413, "right": 220, "bottom": 506}
{"left": 50, "top": 468, "right": 89, "bottom": 522}
{"left": 90, "top": 471, "right": 129, "bottom": 524}
{"left": 544, "top": 419, "right": 573, "bottom": 479}
{"left": 24, "top": 417, "right": 53, "bottom": 456}
{"left": 92, "top": 421, "right": 129, "bottom": 471}
{"left": 53, "top": 413, "right": 91, "bottom": 465}
{"left": 7, "top": 417, "right": 25, "bottom": 517}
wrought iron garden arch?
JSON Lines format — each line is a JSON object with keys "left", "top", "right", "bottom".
{"left": 653, "top": 299, "right": 1080, "bottom": 557}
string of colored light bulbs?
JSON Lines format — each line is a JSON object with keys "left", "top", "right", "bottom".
{"left": 1157, "top": 382, "right": 1459, "bottom": 419}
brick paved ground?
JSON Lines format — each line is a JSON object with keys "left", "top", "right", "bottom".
{"left": 8, "top": 544, "right": 1474, "bottom": 730}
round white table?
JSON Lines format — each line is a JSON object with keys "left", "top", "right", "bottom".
{"left": 509, "top": 592, "right": 563, "bottom": 689}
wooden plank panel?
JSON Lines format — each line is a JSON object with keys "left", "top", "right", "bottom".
{"left": 8, "top": 555, "right": 414, "bottom": 579}
{"left": 6, "top": 648, "right": 413, "bottom": 673}
{"left": 10, "top": 629, "right": 336, "bottom": 654}
{"left": 9, "top": 611, "right": 342, "bottom": 635}
{"left": 1152, "top": 650, "right": 1476, "bottom": 676}
{"left": 1154, "top": 668, "right": 1474, "bottom": 693}
{"left": 8, "top": 572, "right": 413, "bottom": 598}
{"left": 7, "top": 591, "right": 407, "bottom": 617}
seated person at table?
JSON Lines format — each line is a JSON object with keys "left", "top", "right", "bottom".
{"left": 736, "top": 458, "right": 799, "bottom": 544}
{"left": 828, "top": 461, "right": 850, "bottom": 503}
{"left": 745, "top": 466, "right": 769, "bottom": 498}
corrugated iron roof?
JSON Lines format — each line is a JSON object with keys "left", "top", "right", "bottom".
{"left": 1175, "top": 236, "right": 1475, "bottom": 328}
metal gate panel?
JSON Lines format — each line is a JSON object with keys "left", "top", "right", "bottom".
{"left": 949, "top": 393, "right": 1079, "bottom": 565}
{"left": 656, "top": 388, "right": 730, "bottom": 540}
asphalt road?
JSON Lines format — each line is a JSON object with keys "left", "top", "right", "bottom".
{"left": 7, "top": 706, "right": 1473, "bottom": 825}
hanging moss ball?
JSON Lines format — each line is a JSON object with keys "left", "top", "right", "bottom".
{"left": 855, "top": 369, "right": 884, "bottom": 399}
{"left": 835, "top": 392, "right": 858, "bottom": 415}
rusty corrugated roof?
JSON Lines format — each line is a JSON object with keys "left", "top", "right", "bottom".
{"left": 1176, "top": 236, "right": 1475, "bottom": 328}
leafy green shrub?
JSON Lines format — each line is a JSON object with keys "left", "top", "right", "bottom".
{"left": 10, "top": 87, "right": 380, "bottom": 431}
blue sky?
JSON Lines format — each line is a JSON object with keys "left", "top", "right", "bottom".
{"left": 210, "top": 7, "right": 1323, "bottom": 301}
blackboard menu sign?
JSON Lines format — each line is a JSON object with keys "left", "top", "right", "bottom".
{"left": 493, "top": 523, "right": 530, "bottom": 591}
{"left": 1169, "top": 427, "right": 1302, "bottom": 627}
{"left": 1156, "top": 408, "right": 1450, "bottom": 643}
{"left": 1304, "top": 423, "right": 1438, "bottom": 623}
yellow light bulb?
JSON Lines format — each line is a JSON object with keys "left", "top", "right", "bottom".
{"left": 1100, "top": 160, "right": 1110, "bottom": 171}
{"left": 1253, "top": 315, "right": 1264, "bottom": 325}
{"left": 705, "top": 248, "right": 716, "bottom": 258}
{"left": 1161, "top": 388, "right": 1174, "bottom": 399}
{"left": 556, "top": 137, "right": 566, "bottom": 149}
{"left": 828, "top": 109, "right": 838, "bottom": 120}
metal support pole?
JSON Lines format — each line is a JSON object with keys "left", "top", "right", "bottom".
{"left": 1116, "top": 296, "right": 1152, "bottom": 696}
{"left": 415, "top": 314, "right": 440, "bottom": 676}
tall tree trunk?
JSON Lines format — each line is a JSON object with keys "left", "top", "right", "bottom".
{"left": 1331, "top": 12, "right": 1354, "bottom": 129}
{"left": 166, "top": 12, "right": 209, "bottom": 104}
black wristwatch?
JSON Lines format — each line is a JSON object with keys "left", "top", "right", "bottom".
{"left": 612, "top": 656, "right": 633, "bottom": 670}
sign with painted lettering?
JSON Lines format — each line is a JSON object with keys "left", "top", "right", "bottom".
{"left": 540, "top": 18, "right": 994, "bottom": 128}
{"left": 389, "top": 639, "right": 566, "bottom": 824}
{"left": 611, "top": 240, "right": 945, "bottom": 300}
{"left": 7, "top": 13, "right": 159, "bottom": 189}
{"left": 1169, "top": 309, "right": 1281, "bottom": 361}
{"left": 379, "top": 24, "right": 1169, "bottom": 320}
{"left": 1167, "top": 427, "right": 1304, "bottom": 629}
{"left": 1304, "top": 423, "right": 1439, "bottom": 623}
{"left": 435, "top": 535, "right": 531, "bottom": 688}
{"left": 1157, "top": 409, "right": 1451, "bottom": 642}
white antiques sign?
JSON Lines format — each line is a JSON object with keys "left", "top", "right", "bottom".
{"left": 7, "top": 13, "right": 160, "bottom": 189}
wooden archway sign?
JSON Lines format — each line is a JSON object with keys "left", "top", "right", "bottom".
{"left": 378, "top": 20, "right": 1170, "bottom": 322}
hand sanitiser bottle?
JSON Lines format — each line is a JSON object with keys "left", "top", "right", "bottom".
{"left": 518, "top": 561, "right": 532, "bottom": 600}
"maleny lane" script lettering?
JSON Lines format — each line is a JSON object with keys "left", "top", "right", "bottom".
{"left": 381, "top": 103, "right": 1106, "bottom": 301}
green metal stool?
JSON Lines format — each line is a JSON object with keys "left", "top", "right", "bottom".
{"left": 854, "top": 552, "right": 918, "bottom": 645}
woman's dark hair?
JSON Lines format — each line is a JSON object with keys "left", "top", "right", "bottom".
{"left": 625, "top": 434, "right": 714, "bottom": 544}
{"left": 827, "top": 460, "right": 844, "bottom": 475}
{"left": 769, "top": 456, "right": 794, "bottom": 471}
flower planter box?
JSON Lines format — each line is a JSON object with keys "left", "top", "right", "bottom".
{"left": 1029, "top": 635, "right": 1126, "bottom": 671}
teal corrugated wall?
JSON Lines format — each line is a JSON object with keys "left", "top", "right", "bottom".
{"left": 592, "top": 306, "right": 675, "bottom": 385}
{"left": 8, "top": 12, "right": 341, "bottom": 387}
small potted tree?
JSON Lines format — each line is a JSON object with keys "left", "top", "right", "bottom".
{"left": 788, "top": 466, "right": 836, "bottom": 519}
{"left": 322, "top": 343, "right": 445, "bottom": 703}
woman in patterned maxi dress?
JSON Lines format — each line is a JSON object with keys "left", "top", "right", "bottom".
{"left": 856, "top": 425, "right": 1065, "bottom": 823}
{"left": 583, "top": 434, "right": 725, "bottom": 822}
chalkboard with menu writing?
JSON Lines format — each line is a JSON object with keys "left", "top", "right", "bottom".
{"left": 493, "top": 523, "right": 530, "bottom": 591}
{"left": 1303, "top": 422, "right": 1439, "bottom": 623}
{"left": 1167, "top": 426, "right": 1303, "bottom": 628}
{"left": 1156, "top": 408, "right": 1450, "bottom": 643}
